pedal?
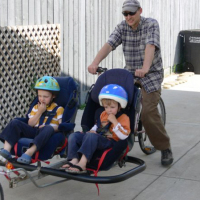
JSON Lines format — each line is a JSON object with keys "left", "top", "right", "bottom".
{"left": 144, "top": 147, "right": 152, "bottom": 151}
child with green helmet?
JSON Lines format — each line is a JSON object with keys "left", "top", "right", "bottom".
{"left": 0, "top": 76, "right": 64, "bottom": 164}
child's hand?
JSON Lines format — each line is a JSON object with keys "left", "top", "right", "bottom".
{"left": 39, "top": 125, "right": 58, "bottom": 132}
{"left": 89, "top": 130, "right": 97, "bottom": 134}
{"left": 52, "top": 125, "right": 59, "bottom": 132}
{"left": 106, "top": 135, "right": 113, "bottom": 139}
{"left": 107, "top": 114, "right": 118, "bottom": 126}
{"left": 38, "top": 102, "right": 46, "bottom": 113}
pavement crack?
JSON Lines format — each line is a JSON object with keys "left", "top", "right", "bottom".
{"left": 132, "top": 139, "right": 200, "bottom": 200}
{"left": 168, "top": 122, "right": 200, "bottom": 126}
{"left": 162, "top": 175, "right": 200, "bottom": 182}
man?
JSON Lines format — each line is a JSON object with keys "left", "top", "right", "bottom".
{"left": 88, "top": 0, "right": 173, "bottom": 166}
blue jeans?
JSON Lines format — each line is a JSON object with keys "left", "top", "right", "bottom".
{"left": 67, "top": 131, "right": 115, "bottom": 161}
{"left": 0, "top": 119, "right": 55, "bottom": 150}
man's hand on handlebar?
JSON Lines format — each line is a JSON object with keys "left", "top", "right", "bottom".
{"left": 88, "top": 65, "right": 107, "bottom": 75}
{"left": 88, "top": 64, "right": 98, "bottom": 75}
{"left": 135, "top": 68, "right": 148, "bottom": 78}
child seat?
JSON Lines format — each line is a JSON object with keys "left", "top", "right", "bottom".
{"left": 81, "top": 68, "right": 139, "bottom": 170}
{"left": 11, "top": 76, "right": 79, "bottom": 161}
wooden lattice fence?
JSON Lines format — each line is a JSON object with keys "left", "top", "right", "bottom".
{"left": 0, "top": 24, "right": 61, "bottom": 132}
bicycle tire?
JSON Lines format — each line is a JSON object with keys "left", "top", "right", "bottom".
{"left": 138, "top": 97, "right": 166, "bottom": 155}
{"left": 157, "top": 98, "right": 166, "bottom": 125}
{"left": 0, "top": 183, "right": 4, "bottom": 200}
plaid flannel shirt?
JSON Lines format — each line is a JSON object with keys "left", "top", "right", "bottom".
{"left": 107, "top": 16, "right": 164, "bottom": 93}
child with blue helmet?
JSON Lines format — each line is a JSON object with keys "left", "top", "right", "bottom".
{"left": 62, "top": 84, "right": 130, "bottom": 174}
{"left": 0, "top": 76, "right": 64, "bottom": 164}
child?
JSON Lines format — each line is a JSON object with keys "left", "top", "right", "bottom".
{"left": 0, "top": 76, "right": 64, "bottom": 164}
{"left": 62, "top": 84, "right": 130, "bottom": 174}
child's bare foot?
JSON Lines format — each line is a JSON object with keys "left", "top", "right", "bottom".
{"left": 65, "top": 154, "right": 88, "bottom": 173}
{"left": 61, "top": 161, "right": 74, "bottom": 169}
{"left": 61, "top": 158, "right": 78, "bottom": 169}
{"left": 66, "top": 163, "right": 87, "bottom": 174}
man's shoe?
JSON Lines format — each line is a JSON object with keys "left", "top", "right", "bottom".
{"left": 161, "top": 148, "right": 173, "bottom": 166}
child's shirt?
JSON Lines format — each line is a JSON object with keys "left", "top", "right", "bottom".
{"left": 28, "top": 102, "right": 64, "bottom": 128}
{"left": 90, "top": 111, "right": 130, "bottom": 141}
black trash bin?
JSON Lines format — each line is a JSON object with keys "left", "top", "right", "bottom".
{"left": 174, "top": 30, "right": 200, "bottom": 74}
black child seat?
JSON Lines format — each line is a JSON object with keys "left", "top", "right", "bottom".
{"left": 81, "top": 68, "right": 139, "bottom": 171}
{"left": 11, "top": 76, "right": 79, "bottom": 162}
{"left": 0, "top": 70, "right": 145, "bottom": 192}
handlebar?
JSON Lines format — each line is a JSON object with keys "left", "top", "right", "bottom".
{"left": 96, "top": 67, "right": 147, "bottom": 79}
{"left": 96, "top": 67, "right": 107, "bottom": 73}
{"left": 97, "top": 66, "right": 135, "bottom": 76}
{"left": 96, "top": 67, "right": 142, "bottom": 88}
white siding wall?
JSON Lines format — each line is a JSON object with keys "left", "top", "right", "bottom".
{"left": 0, "top": 0, "right": 200, "bottom": 102}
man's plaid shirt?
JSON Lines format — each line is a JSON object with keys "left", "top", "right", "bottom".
{"left": 107, "top": 16, "right": 164, "bottom": 93}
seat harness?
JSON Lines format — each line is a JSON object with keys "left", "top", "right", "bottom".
{"left": 96, "top": 111, "right": 123, "bottom": 136}
{"left": 14, "top": 105, "right": 67, "bottom": 164}
{"left": 38, "top": 106, "right": 60, "bottom": 126}
{"left": 87, "top": 110, "right": 125, "bottom": 195}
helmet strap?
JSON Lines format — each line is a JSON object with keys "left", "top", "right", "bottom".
{"left": 118, "top": 103, "right": 121, "bottom": 111}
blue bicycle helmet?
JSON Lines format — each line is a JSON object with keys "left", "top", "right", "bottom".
{"left": 34, "top": 76, "right": 60, "bottom": 91}
{"left": 98, "top": 84, "right": 128, "bottom": 108}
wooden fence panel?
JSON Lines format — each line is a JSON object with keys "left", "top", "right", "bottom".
{"left": 111, "top": 0, "right": 125, "bottom": 69}
{"left": 35, "top": 0, "right": 41, "bottom": 25}
{"left": 41, "top": 0, "right": 48, "bottom": 24}
{"left": 73, "top": 0, "right": 79, "bottom": 81}
{"left": 59, "top": 0, "right": 64, "bottom": 71}
{"left": 79, "top": 0, "right": 87, "bottom": 99}
{"left": 47, "top": 0, "right": 54, "bottom": 24}
{"left": 22, "top": 0, "right": 29, "bottom": 25}
{"left": 62, "top": 0, "right": 69, "bottom": 76}
{"left": 1, "top": 0, "right": 200, "bottom": 105}
{"left": 68, "top": 0, "right": 74, "bottom": 77}
{"left": 54, "top": 0, "right": 60, "bottom": 24}
{"left": 29, "top": 0, "right": 35, "bottom": 25}
{"left": 15, "top": 0, "right": 22, "bottom": 25}
{"left": 7, "top": 0, "right": 15, "bottom": 25}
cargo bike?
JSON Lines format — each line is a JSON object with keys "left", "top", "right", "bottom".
{"left": 0, "top": 68, "right": 166, "bottom": 198}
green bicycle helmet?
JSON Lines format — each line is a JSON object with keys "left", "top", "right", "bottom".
{"left": 34, "top": 76, "right": 60, "bottom": 91}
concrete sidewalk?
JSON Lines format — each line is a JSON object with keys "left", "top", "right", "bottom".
{"left": 0, "top": 75, "right": 200, "bottom": 200}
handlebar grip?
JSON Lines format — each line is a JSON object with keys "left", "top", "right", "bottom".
{"left": 96, "top": 67, "right": 107, "bottom": 73}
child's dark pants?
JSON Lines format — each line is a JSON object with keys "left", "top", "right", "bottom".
{"left": 0, "top": 119, "right": 55, "bottom": 150}
{"left": 67, "top": 131, "right": 116, "bottom": 161}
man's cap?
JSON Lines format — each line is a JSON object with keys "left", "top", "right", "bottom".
{"left": 122, "top": 0, "right": 141, "bottom": 13}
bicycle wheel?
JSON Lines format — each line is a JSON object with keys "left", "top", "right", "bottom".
{"left": 138, "top": 97, "right": 166, "bottom": 155}
{"left": 157, "top": 98, "right": 166, "bottom": 125}
{"left": 0, "top": 183, "right": 4, "bottom": 200}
